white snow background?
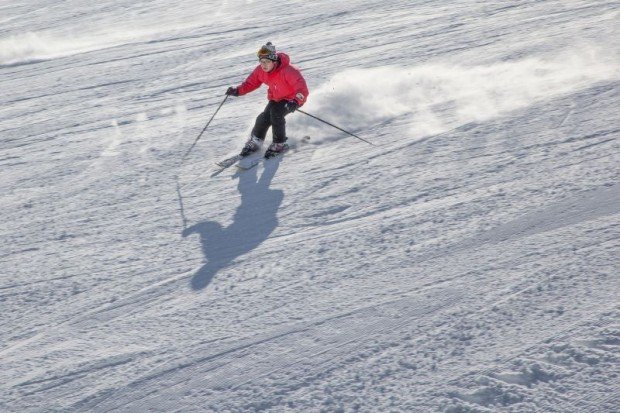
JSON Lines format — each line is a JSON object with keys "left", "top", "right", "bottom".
{"left": 1, "top": 1, "right": 619, "bottom": 412}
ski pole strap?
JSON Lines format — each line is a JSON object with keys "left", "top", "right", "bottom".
{"left": 182, "top": 94, "right": 230, "bottom": 162}
{"left": 297, "top": 109, "right": 375, "bottom": 146}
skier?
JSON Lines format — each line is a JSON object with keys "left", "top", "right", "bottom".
{"left": 226, "top": 42, "right": 309, "bottom": 158}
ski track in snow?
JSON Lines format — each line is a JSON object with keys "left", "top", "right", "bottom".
{"left": 1, "top": 1, "right": 619, "bottom": 412}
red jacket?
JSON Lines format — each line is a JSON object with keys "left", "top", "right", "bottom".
{"left": 237, "top": 52, "right": 309, "bottom": 106}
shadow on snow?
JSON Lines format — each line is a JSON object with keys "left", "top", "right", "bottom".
{"left": 182, "top": 159, "right": 284, "bottom": 290}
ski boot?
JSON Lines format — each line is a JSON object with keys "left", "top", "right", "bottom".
{"left": 264, "top": 142, "right": 289, "bottom": 159}
{"left": 240, "top": 135, "right": 263, "bottom": 157}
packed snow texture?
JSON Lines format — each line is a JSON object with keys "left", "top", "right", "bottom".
{"left": 1, "top": 1, "right": 619, "bottom": 412}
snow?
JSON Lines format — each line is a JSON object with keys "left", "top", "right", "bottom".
{"left": 1, "top": 1, "right": 619, "bottom": 412}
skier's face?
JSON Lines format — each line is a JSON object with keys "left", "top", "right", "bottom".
{"left": 259, "top": 58, "right": 275, "bottom": 72}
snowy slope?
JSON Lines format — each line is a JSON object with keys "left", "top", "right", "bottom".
{"left": 1, "top": 1, "right": 619, "bottom": 412}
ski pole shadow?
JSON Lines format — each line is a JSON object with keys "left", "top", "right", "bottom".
{"left": 182, "top": 159, "right": 284, "bottom": 290}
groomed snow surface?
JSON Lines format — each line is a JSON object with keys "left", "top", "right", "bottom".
{"left": 1, "top": 1, "right": 619, "bottom": 412}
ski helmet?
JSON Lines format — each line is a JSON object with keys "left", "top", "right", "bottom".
{"left": 257, "top": 42, "right": 277, "bottom": 61}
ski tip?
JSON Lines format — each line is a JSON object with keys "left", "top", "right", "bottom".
{"left": 236, "top": 161, "right": 259, "bottom": 170}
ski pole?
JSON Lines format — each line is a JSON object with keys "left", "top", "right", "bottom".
{"left": 297, "top": 109, "right": 375, "bottom": 146}
{"left": 182, "top": 94, "right": 229, "bottom": 162}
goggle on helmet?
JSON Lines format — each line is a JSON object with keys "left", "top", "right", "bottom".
{"left": 257, "top": 42, "right": 277, "bottom": 61}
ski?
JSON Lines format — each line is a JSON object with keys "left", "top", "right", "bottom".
{"left": 214, "top": 136, "right": 310, "bottom": 173}
{"left": 236, "top": 150, "right": 286, "bottom": 170}
{"left": 236, "top": 136, "right": 310, "bottom": 170}
{"left": 215, "top": 154, "right": 243, "bottom": 169}
{"left": 211, "top": 154, "right": 246, "bottom": 177}
{"left": 212, "top": 151, "right": 264, "bottom": 176}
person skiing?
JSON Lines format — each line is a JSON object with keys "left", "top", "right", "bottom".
{"left": 226, "top": 42, "right": 309, "bottom": 158}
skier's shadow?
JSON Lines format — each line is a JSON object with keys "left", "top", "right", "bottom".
{"left": 182, "top": 160, "right": 284, "bottom": 290}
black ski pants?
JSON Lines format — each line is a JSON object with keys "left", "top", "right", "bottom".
{"left": 251, "top": 100, "right": 291, "bottom": 144}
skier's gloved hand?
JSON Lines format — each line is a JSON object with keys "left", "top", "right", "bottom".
{"left": 285, "top": 100, "right": 298, "bottom": 113}
{"left": 225, "top": 87, "right": 239, "bottom": 96}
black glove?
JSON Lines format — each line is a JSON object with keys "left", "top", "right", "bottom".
{"left": 225, "top": 87, "right": 239, "bottom": 96}
{"left": 285, "top": 100, "right": 298, "bottom": 113}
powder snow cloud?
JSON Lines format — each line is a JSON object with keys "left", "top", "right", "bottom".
{"left": 291, "top": 47, "right": 618, "bottom": 143}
